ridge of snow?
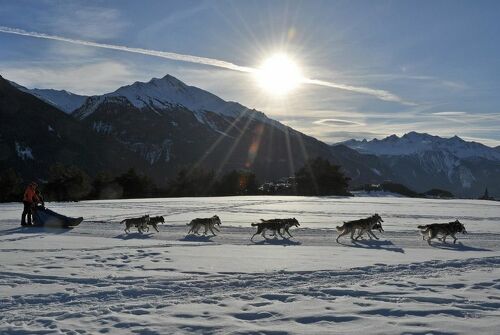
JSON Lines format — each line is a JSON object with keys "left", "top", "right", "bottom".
{"left": 74, "top": 74, "right": 281, "bottom": 129}
{"left": 9, "top": 80, "right": 87, "bottom": 113}
{"left": 342, "top": 131, "right": 500, "bottom": 161}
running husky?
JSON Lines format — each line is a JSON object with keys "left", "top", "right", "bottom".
{"left": 250, "top": 218, "right": 300, "bottom": 241}
{"left": 357, "top": 221, "right": 384, "bottom": 240}
{"left": 418, "top": 220, "right": 467, "bottom": 245}
{"left": 187, "top": 215, "right": 221, "bottom": 236}
{"left": 147, "top": 216, "right": 165, "bottom": 232}
{"left": 336, "top": 214, "right": 384, "bottom": 243}
{"left": 121, "top": 215, "right": 150, "bottom": 233}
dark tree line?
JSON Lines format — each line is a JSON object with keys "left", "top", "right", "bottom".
{"left": 295, "top": 157, "right": 351, "bottom": 196}
{"left": 0, "top": 157, "right": 351, "bottom": 202}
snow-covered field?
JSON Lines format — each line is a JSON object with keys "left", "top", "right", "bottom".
{"left": 1, "top": 196, "right": 499, "bottom": 334}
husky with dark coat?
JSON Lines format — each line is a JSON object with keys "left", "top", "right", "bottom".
{"left": 147, "top": 216, "right": 165, "bottom": 232}
{"left": 336, "top": 214, "right": 384, "bottom": 243}
{"left": 418, "top": 220, "right": 467, "bottom": 245}
{"left": 251, "top": 218, "right": 300, "bottom": 241}
{"left": 357, "top": 221, "right": 384, "bottom": 240}
{"left": 121, "top": 215, "right": 150, "bottom": 233}
{"left": 187, "top": 215, "right": 221, "bottom": 236}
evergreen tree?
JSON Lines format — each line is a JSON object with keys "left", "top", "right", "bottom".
{"left": 295, "top": 158, "right": 350, "bottom": 196}
{"left": 44, "top": 164, "right": 92, "bottom": 201}
{"left": 90, "top": 172, "right": 124, "bottom": 200}
{"left": 215, "top": 170, "right": 258, "bottom": 196}
{"left": 167, "top": 167, "right": 215, "bottom": 197}
{"left": 0, "top": 168, "right": 23, "bottom": 202}
{"left": 115, "top": 168, "right": 153, "bottom": 199}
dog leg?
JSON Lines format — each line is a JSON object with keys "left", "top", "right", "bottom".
{"left": 427, "top": 231, "right": 436, "bottom": 245}
{"left": 336, "top": 230, "right": 348, "bottom": 243}
{"left": 350, "top": 230, "right": 356, "bottom": 240}
{"left": 368, "top": 230, "right": 379, "bottom": 240}
{"left": 286, "top": 229, "right": 293, "bottom": 238}
{"left": 209, "top": 226, "right": 217, "bottom": 236}
{"left": 451, "top": 233, "right": 457, "bottom": 244}
{"left": 355, "top": 229, "right": 365, "bottom": 240}
{"left": 153, "top": 224, "right": 159, "bottom": 232}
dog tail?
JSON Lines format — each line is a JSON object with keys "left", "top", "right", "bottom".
{"left": 336, "top": 225, "right": 344, "bottom": 231}
{"left": 120, "top": 220, "right": 125, "bottom": 224}
{"left": 417, "top": 225, "right": 429, "bottom": 230}
{"left": 251, "top": 222, "right": 260, "bottom": 226}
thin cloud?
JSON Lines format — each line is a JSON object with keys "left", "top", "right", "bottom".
{"left": 432, "top": 111, "right": 467, "bottom": 116}
{"left": 304, "top": 78, "right": 415, "bottom": 105}
{"left": 0, "top": 26, "right": 412, "bottom": 105}
{"left": 313, "top": 118, "right": 364, "bottom": 126}
{"left": 0, "top": 26, "right": 254, "bottom": 73}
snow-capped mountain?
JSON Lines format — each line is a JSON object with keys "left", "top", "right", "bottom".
{"left": 72, "top": 74, "right": 333, "bottom": 182}
{"left": 340, "top": 132, "right": 500, "bottom": 197}
{"left": 343, "top": 132, "right": 500, "bottom": 161}
{"left": 0, "top": 76, "right": 145, "bottom": 181}
{"left": 1, "top": 73, "right": 380, "bottom": 186}
{"left": 73, "top": 75, "right": 275, "bottom": 127}
{"left": 9, "top": 81, "right": 87, "bottom": 113}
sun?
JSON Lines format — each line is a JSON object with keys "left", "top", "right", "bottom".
{"left": 255, "top": 53, "right": 303, "bottom": 95}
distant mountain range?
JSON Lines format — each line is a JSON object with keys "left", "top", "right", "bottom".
{"left": 2, "top": 74, "right": 498, "bottom": 198}
{"left": 340, "top": 132, "right": 500, "bottom": 197}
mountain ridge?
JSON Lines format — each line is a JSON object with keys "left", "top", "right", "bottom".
{"left": 342, "top": 131, "right": 500, "bottom": 161}
{"left": 8, "top": 80, "right": 88, "bottom": 114}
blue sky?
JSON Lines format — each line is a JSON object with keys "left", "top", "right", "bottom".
{"left": 1, "top": 0, "right": 499, "bottom": 146}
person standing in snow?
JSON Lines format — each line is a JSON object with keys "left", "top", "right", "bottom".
{"left": 21, "top": 182, "right": 40, "bottom": 226}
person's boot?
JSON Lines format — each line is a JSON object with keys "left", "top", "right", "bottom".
{"left": 21, "top": 214, "right": 28, "bottom": 226}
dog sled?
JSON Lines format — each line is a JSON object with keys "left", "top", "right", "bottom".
{"left": 31, "top": 206, "right": 83, "bottom": 228}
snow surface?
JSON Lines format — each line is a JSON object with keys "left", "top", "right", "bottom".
{"left": 1, "top": 196, "right": 499, "bottom": 334}
{"left": 14, "top": 142, "right": 34, "bottom": 160}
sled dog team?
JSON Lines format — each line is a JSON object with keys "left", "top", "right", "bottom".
{"left": 120, "top": 213, "right": 468, "bottom": 245}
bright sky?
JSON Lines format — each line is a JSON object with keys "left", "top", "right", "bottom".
{"left": 1, "top": 0, "right": 499, "bottom": 146}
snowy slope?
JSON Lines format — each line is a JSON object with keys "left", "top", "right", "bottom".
{"left": 1, "top": 196, "right": 499, "bottom": 334}
{"left": 343, "top": 131, "right": 500, "bottom": 161}
{"left": 74, "top": 74, "right": 275, "bottom": 126}
{"left": 8, "top": 81, "right": 87, "bottom": 113}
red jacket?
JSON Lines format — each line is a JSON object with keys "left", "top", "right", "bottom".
{"left": 23, "top": 186, "right": 39, "bottom": 204}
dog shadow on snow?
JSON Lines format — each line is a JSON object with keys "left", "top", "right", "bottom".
{"left": 179, "top": 234, "right": 216, "bottom": 242}
{"left": 252, "top": 237, "right": 302, "bottom": 246}
{"left": 340, "top": 239, "right": 405, "bottom": 254}
{"left": 429, "top": 241, "right": 491, "bottom": 252}
{"left": 114, "top": 232, "right": 155, "bottom": 240}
